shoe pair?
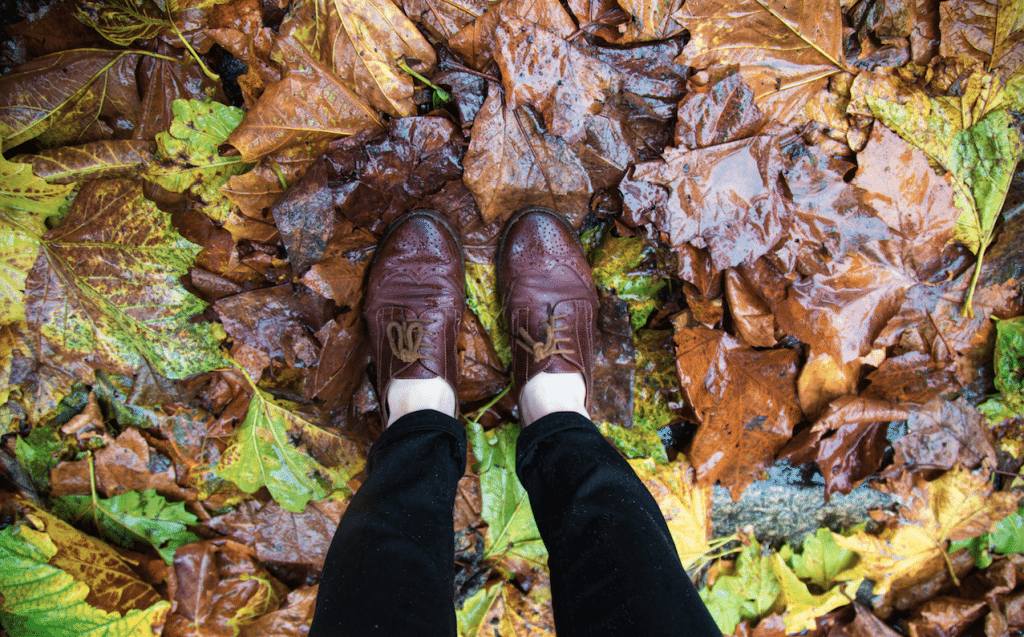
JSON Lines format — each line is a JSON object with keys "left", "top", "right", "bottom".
{"left": 363, "top": 207, "right": 599, "bottom": 425}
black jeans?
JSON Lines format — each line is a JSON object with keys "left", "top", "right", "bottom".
{"left": 309, "top": 410, "right": 722, "bottom": 637}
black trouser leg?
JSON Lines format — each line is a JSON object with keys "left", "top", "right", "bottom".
{"left": 516, "top": 412, "right": 722, "bottom": 637}
{"left": 309, "top": 410, "right": 466, "bottom": 637}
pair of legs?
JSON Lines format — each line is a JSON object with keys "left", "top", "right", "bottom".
{"left": 308, "top": 209, "right": 721, "bottom": 636}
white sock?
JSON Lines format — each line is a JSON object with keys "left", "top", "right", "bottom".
{"left": 519, "top": 371, "right": 588, "bottom": 426}
{"left": 385, "top": 377, "right": 457, "bottom": 426}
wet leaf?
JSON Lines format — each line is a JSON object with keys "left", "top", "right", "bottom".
{"left": 629, "top": 456, "right": 712, "bottom": 569}
{"left": 75, "top": 0, "right": 230, "bottom": 46}
{"left": 0, "top": 502, "right": 169, "bottom": 634}
{"left": 14, "top": 140, "right": 156, "bottom": 184}
{"left": 788, "top": 527, "right": 857, "bottom": 591}
{"left": 834, "top": 466, "right": 1020, "bottom": 599}
{"left": 674, "top": 66, "right": 766, "bottom": 150}
{"left": 590, "top": 228, "right": 666, "bottom": 330}
{"left": 0, "top": 158, "right": 73, "bottom": 324}
{"left": 992, "top": 316, "right": 1024, "bottom": 394}
{"left": 237, "top": 585, "right": 319, "bottom": 637}
{"left": 950, "top": 504, "right": 1024, "bottom": 567}
{"left": 216, "top": 370, "right": 364, "bottom": 513}
{"left": 699, "top": 537, "right": 781, "bottom": 634}
{"left": 323, "top": 0, "right": 437, "bottom": 117}
{"left": 0, "top": 49, "right": 140, "bottom": 151}
{"left": 771, "top": 554, "right": 862, "bottom": 633}
{"left": 270, "top": 158, "right": 336, "bottom": 275}
{"left": 467, "top": 420, "right": 548, "bottom": 574}
{"left": 164, "top": 538, "right": 288, "bottom": 637}
{"left": 465, "top": 259, "right": 511, "bottom": 367}
{"left": 214, "top": 284, "right": 327, "bottom": 369}
{"left": 449, "top": 0, "right": 576, "bottom": 71}
{"left": 146, "top": 98, "right": 252, "bottom": 223}
{"left": 495, "top": 17, "right": 622, "bottom": 145}
{"left": 608, "top": 329, "right": 679, "bottom": 462}
{"left": 13, "top": 425, "right": 63, "bottom": 491}
{"left": 457, "top": 575, "right": 555, "bottom": 637}
{"left": 135, "top": 44, "right": 219, "bottom": 140}
{"left": 52, "top": 488, "right": 200, "bottom": 565}
{"left": 675, "top": 0, "right": 844, "bottom": 124}
{"left": 939, "top": 0, "right": 1024, "bottom": 82}
{"left": 227, "top": 37, "right": 381, "bottom": 162}
{"left": 621, "top": 136, "right": 790, "bottom": 272}
{"left": 458, "top": 307, "right": 509, "bottom": 403}
{"left": 222, "top": 142, "right": 325, "bottom": 218}
{"left": 23, "top": 179, "right": 224, "bottom": 381}
{"left": 306, "top": 311, "right": 371, "bottom": 412}
{"left": 885, "top": 398, "right": 1000, "bottom": 477}
{"left": 673, "top": 323, "right": 802, "bottom": 499}
{"left": 616, "top": 0, "right": 685, "bottom": 42}
{"left": 463, "top": 83, "right": 593, "bottom": 227}
{"left": 401, "top": 0, "right": 488, "bottom": 42}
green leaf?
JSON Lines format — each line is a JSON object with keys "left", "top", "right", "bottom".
{"left": 699, "top": 537, "right": 780, "bottom": 634}
{"left": 0, "top": 158, "right": 74, "bottom": 324}
{"left": 600, "top": 329, "right": 677, "bottom": 462}
{"left": 465, "top": 261, "right": 511, "bottom": 368}
{"left": 146, "top": 99, "right": 253, "bottom": 223}
{"left": 13, "top": 427, "right": 63, "bottom": 492}
{"left": 950, "top": 505, "right": 1024, "bottom": 568}
{"left": 590, "top": 228, "right": 666, "bottom": 331}
{"left": 24, "top": 179, "right": 225, "bottom": 380}
{"left": 456, "top": 583, "right": 503, "bottom": 637}
{"left": 216, "top": 374, "right": 364, "bottom": 513}
{"left": 992, "top": 316, "right": 1024, "bottom": 395}
{"left": 0, "top": 520, "right": 170, "bottom": 636}
{"left": 978, "top": 392, "right": 1024, "bottom": 426}
{"left": 466, "top": 420, "right": 547, "bottom": 570}
{"left": 51, "top": 488, "right": 200, "bottom": 565}
{"left": 787, "top": 527, "right": 857, "bottom": 590}
{"left": 770, "top": 553, "right": 861, "bottom": 633}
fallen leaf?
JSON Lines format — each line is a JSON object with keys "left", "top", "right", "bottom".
{"left": 238, "top": 585, "right": 319, "bottom": 637}
{"left": 0, "top": 49, "right": 140, "bottom": 151}
{"left": 213, "top": 285, "right": 326, "bottom": 369}
{"left": 323, "top": 0, "right": 437, "bottom": 117}
{"left": 590, "top": 227, "right": 666, "bottom": 330}
{"left": 14, "top": 139, "right": 156, "bottom": 184}
{"left": 222, "top": 141, "right": 325, "bottom": 218}
{"left": 629, "top": 456, "right": 713, "bottom": 569}
{"left": 270, "top": 158, "right": 336, "bottom": 275}
{"left": 674, "top": 66, "right": 767, "bottom": 150}
{"left": 494, "top": 17, "right": 622, "bottom": 145}
{"left": 400, "top": 0, "right": 488, "bottom": 42}
{"left": 305, "top": 311, "right": 371, "bottom": 413}
{"left": 615, "top": 0, "right": 685, "bottom": 42}
{"left": 227, "top": 36, "right": 381, "bottom": 162}
{"left": 462, "top": 83, "right": 593, "bottom": 227}
{"left": 789, "top": 527, "right": 858, "bottom": 591}
{"left": 939, "top": 0, "right": 1024, "bottom": 82}
{"left": 884, "top": 398, "right": 1000, "bottom": 477}
{"left": 449, "top": 0, "right": 576, "bottom": 71}
{"left": 699, "top": 536, "right": 781, "bottom": 634}
{"left": 216, "top": 370, "right": 364, "bottom": 513}
{"left": 797, "top": 351, "right": 861, "bottom": 421}
{"left": 724, "top": 268, "right": 777, "bottom": 348}
{"left": 0, "top": 502, "right": 170, "bottom": 635}
{"left": 457, "top": 574, "right": 556, "bottom": 637}
{"left": 771, "top": 553, "right": 862, "bottom": 633}
{"left": 674, "top": 322, "right": 802, "bottom": 499}
{"left": 24, "top": 179, "right": 225, "bottom": 381}
{"left": 457, "top": 307, "right": 508, "bottom": 403}
{"left": 621, "top": 136, "right": 791, "bottom": 272}
{"left": 135, "top": 43, "right": 219, "bottom": 141}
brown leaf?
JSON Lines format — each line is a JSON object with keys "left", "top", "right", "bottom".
{"left": 50, "top": 427, "right": 195, "bottom": 501}
{"left": 306, "top": 311, "right": 371, "bottom": 412}
{"left": 905, "top": 596, "right": 987, "bottom": 637}
{"left": 939, "top": 0, "right": 1024, "bottom": 82}
{"left": 828, "top": 604, "right": 901, "bottom": 637}
{"left": 213, "top": 285, "right": 328, "bottom": 369}
{"left": 223, "top": 142, "right": 326, "bottom": 219}
{"left": 566, "top": 0, "right": 627, "bottom": 42}
{"left": 862, "top": 351, "right": 960, "bottom": 404}
{"left": 135, "top": 43, "right": 219, "bottom": 141}
{"left": 227, "top": 37, "right": 381, "bottom": 162}
{"left": 724, "top": 268, "right": 777, "bottom": 348}
{"left": 239, "top": 585, "right": 319, "bottom": 637}
{"left": 401, "top": 0, "right": 488, "bottom": 42}
{"left": 462, "top": 83, "right": 593, "bottom": 227}
{"left": 590, "top": 292, "right": 636, "bottom": 428}
{"left": 165, "top": 539, "right": 289, "bottom": 637}
{"left": 5, "top": 0, "right": 109, "bottom": 58}
{"left": 457, "top": 307, "right": 508, "bottom": 402}
{"left": 781, "top": 395, "right": 910, "bottom": 499}
{"left": 0, "top": 49, "right": 140, "bottom": 151}
{"left": 494, "top": 17, "right": 622, "bottom": 145}
{"left": 270, "top": 159, "right": 337, "bottom": 275}
{"left": 299, "top": 220, "right": 376, "bottom": 308}
{"left": 675, "top": 0, "right": 843, "bottom": 123}
{"left": 673, "top": 322, "right": 801, "bottom": 499}
{"left": 323, "top": 0, "right": 437, "bottom": 117}
{"left": 674, "top": 66, "right": 766, "bottom": 150}
{"left": 797, "top": 351, "right": 862, "bottom": 421}
{"left": 14, "top": 139, "right": 156, "bottom": 184}
{"left": 883, "top": 398, "right": 1000, "bottom": 477}
{"left": 621, "top": 136, "right": 791, "bottom": 271}
{"left": 449, "top": 0, "right": 576, "bottom": 70}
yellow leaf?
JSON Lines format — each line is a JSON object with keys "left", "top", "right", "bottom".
{"left": 629, "top": 457, "right": 712, "bottom": 569}
{"left": 770, "top": 554, "right": 862, "bottom": 633}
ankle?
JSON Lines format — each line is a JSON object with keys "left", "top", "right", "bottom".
{"left": 519, "top": 371, "right": 588, "bottom": 427}
{"left": 385, "top": 377, "right": 457, "bottom": 426}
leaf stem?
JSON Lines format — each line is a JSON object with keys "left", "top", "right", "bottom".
{"left": 754, "top": 0, "right": 843, "bottom": 69}
{"left": 960, "top": 245, "right": 987, "bottom": 318}
{"left": 464, "top": 384, "right": 512, "bottom": 427}
{"left": 165, "top": 3, "right": 219, "bottom": 81}
{"left": 397, "top": 60, "right": 452, "bottom": 104}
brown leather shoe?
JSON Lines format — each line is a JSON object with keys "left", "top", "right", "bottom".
{"left": 364, "top": 210, "right": 465, "bottom": 418}
{"left": 496, "top": 207, "right": 599, "bottom": 412}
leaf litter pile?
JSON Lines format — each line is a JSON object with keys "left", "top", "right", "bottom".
{"left": 1, "top": 0, "right": 1024, "bottom": 632}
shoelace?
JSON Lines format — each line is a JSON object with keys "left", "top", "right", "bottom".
{"left": 516, "top": 313, "right": 575, "bottom": 363}
{"left": 386, "top": 318, "right": 436, "bottom": 363}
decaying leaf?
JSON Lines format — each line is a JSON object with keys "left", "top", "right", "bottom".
{"left": 14, "top": 139, "right": 156, "bottom": 184}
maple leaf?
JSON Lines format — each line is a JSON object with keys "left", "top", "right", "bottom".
{"left": 13, "top": 140, "right": 156, "bottom": 184}
{"left": 834, "top": 467, "right": 1020, "bottom": 598}
{"left": 449, "top": 0, "right": 577, "bottom": 71}
{"left": 628, "top": 457, "right": 713, "bottom": 569}
{"left": 939, "top": 0, "right": 1024, "bottom": 83}
{"left": 457, "top": 574, "right": 555, "bottom": 637}
{"left": 770, "top": 553, "right": 862, "bottom": 633}
{"left": 699, "top": 536, "right": 781, "bottom": 634}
